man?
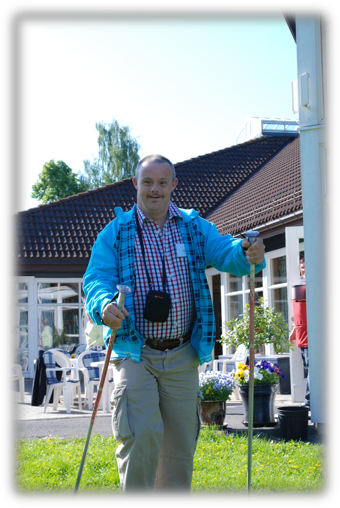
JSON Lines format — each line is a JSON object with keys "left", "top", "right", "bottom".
{"left": 84, "top": 154, "right": 265, "bottom": 492}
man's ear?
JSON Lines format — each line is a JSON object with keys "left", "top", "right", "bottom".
{"left": 132, "top": 177, "right": 138, "bottom": 190}
{"left": 172, "top": 178, "right": 178, "bottom": 192}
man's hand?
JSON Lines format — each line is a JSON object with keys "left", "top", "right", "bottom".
{"left": 102, "top": 302, "right": 130, "bottom": 331}
{"left": 241, "top": 238, "right": 265, "bottom": 265}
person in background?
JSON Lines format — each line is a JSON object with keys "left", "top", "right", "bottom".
{"left": 85, "top": 312, "right": 104, "bottom": 349}
{"left": 41, "top": 318, "right": 53, "bottom": 350}
{"left": 289, "top": 257, "right": 310, "bottom": 409}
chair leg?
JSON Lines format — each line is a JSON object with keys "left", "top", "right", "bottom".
{"left": 77, "top": 384, "right": 82, "bottom": 411}
{"left": 64, "top": 384, "right": 71, "bottom": 414}
{"left": 84, "top": 385, "right": 88, "bottom": 407}
{"left": 66, "top": 386, "right": 71, "bottom": 414}
{"left": 88, "top": 383, "right": 93, "bottom": 410}
{"left": 98, "top": 383, "right": 104, "bottom": 411}
{"left": 234, "top": 384, "right": 240, "bottom": 400}
{"left": 44, "top": 386, "right": 53, "bottom": 413}
{"left": 53, "top": 386, "right": 63, "bottom": 410}
{"left": 19, "top": 376, "right": 25, "bottom": 402}
{"left": 107, "top": 385, "right": 114, "bottom": 412}
{"left": 71, "top": 384, "right": 78, "bottom": 405}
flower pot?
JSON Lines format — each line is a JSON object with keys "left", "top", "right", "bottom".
{"left": 200, "top": 400, "right": 226, "bottom": 426}
{"left": 277, "top": 406, "right": 309, "bottom": 441}
{"left": 238, "top": 384, "right": 278, "bottom": 427}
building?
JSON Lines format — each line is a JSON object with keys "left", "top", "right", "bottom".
{"left": 15, "top": 132, "right": 304, "bottom": 392}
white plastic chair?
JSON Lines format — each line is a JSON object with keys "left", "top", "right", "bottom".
{"left": 43, "top": 351, "right": 68, "bottom": 413}
{"left": 77, "top": 350, "right": 106, "bottom": 410}
{"left": 49, "top": 349, "right": 82, "bottom": 410}
{"left": 12, "top": 364, "right": 25, "bottom": 402}
{"left": 213, "top": 344, "right": 248, "bottom": 400}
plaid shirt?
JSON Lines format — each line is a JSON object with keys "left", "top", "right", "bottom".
{"left": 134, "top": 203, "right": 194, "bottom": 340}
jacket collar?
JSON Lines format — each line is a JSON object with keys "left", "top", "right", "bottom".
{"left": 114, "top": 203, "right": 199, "bottom": 224}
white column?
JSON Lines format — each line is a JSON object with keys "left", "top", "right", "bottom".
{"left": 296, "top": 16, "right": 327, "bottom": 424}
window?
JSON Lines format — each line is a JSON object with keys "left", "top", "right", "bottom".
{"left": 13, "top": 282, "right": 29, "bottom": 372}
{"left": 37, "top": 280, "right": 85, "bottom": 355}
{"left": 222, "top": 270, "right": 264, "bottom": 353}
{"left": 269, "top": 255, "right": 288, "bottom": 323}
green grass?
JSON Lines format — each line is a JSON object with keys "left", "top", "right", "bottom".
{"left": 192, "top": 427, "right": 324, "bottom": 493}
{"left": 15, "top": 428, "right": 325, "bottom": 494}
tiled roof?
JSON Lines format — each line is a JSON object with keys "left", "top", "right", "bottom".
{"left": 15, "top": 135, "right": 299, "bottom": 269}
{"left": 207, "top": 136, "right": 302, "bottom": 236}
{"left": 172, "top": 136, "right": 292, "bottom": 216}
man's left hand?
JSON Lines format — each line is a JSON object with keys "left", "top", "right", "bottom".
{"left": 241, "top": 238, "right": 265, "bottom": 265}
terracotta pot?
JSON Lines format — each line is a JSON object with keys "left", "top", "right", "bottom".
{"left": 238, "top": 384, "right": 278, "bottom": 426}
{"left": 200, "top": 400, "right": 226, "bottom": 426}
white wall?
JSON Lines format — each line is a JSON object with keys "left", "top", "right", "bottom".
{"left": 296, "top": 16, "right": 327, "bottom": 425}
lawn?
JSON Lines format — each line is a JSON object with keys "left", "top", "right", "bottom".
{"left": 15, "top": 427, "right": 325, "bottom": 494}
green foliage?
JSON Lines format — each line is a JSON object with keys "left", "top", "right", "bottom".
{"left": 81, "top": 118, "right": 141, "bottom": 189}
{"left": 220, "top": 297, "right": 292, "bottom": 354}
{"left": 14, "top": 431, "right": 325, "bottom": 493}
{"left": 52, "top": 326, "right": 68, "bottom": 348}
{"left": 31, "top": 160, "right": 87, "bottom": 204}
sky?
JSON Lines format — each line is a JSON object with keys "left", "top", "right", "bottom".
{"left": 17, "top": 14, "right": 298, "bottom": 212}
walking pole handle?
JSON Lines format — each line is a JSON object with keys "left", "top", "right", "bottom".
{"left": 74, "top": 284, "right": 131, "bottom": 494}
{"left": 244, "top": 230, "right": 259, "bottom": 248}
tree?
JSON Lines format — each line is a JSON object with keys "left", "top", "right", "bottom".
{"left": 31, "top": 160, "right": 88, "bottom": 204}
{"left": 82, "top": 119, "right": 141, "bottom": 189}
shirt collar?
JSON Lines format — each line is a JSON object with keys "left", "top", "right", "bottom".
{"left": 135, "top": 202, "right": 182, "bottom": 228}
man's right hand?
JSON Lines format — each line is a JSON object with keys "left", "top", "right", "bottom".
{"left": 102, "top": 302, "right": 130, "bottom": 331}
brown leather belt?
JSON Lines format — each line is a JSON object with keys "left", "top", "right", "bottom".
{"left": 144, "top": 331, "right": 191, "bottom": 351}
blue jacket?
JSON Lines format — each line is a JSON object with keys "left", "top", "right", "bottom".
{"left": 83, "top": 205, "right": 265, "bottom": 365}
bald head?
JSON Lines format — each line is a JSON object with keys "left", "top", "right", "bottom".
{"left": 135, "top": 154, "right": 176, "bottom": 182}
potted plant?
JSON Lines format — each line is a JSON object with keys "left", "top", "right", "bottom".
{"left": 220, "top": 297, "right": 291, "bottom": 354}
{"left": 220, "top": 298, "right": 291, "bottom": 426}
{"left": 199, "top": 371, "right": 235, "bottom": 426}
{"left": 233, "top": 360, "right": 285, "bottom": 425}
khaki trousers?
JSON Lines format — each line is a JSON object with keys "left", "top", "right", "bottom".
{"left": 110, "top": 341, "right": 201, "bottom": 492}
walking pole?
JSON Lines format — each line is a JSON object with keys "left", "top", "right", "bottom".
{"left": 244, "top": 231, "right": 259, "bottom": 495}
{"left": 74, "top": 284, "right": 131, "bottom": 494}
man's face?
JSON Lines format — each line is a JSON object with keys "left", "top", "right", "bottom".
{"left": 132, "top": 161, "right": 178, "bottom": 220}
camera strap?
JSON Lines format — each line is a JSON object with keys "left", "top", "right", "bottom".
{"left": 134, "top": 206, "right": 167, "bottom": 292}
